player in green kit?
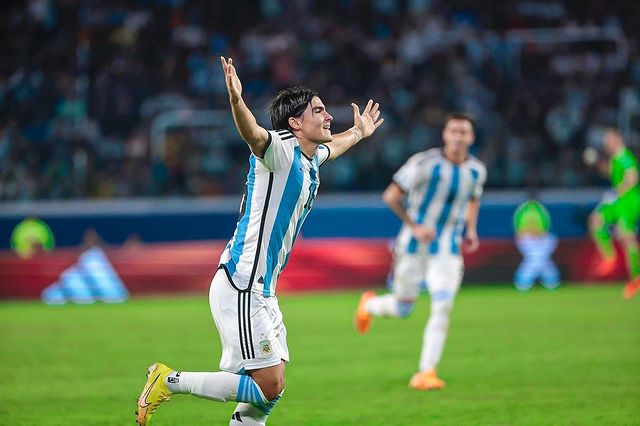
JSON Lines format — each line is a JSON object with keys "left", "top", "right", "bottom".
{"left": 585, "top": 129, "right": 640, "bottom": 299}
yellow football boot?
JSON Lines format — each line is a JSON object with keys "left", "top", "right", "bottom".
{"left": 136, "top": 363, "right": 173, "bottom": 425}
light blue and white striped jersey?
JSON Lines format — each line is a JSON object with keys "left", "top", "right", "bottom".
{"left": 220, "top": 130, "right": 331, "bottom": 297}
{"left": 393, "top": 148, "right": 486, "bottom": 256}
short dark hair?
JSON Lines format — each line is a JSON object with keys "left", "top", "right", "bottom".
{"left": 267, "top": 87, "right": 318, "bottom": 130}
{"left": 444, "top": 112, "right": 476, "bottom": 133}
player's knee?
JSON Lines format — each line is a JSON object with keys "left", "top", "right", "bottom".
{"left": 588, "top": 213, "right": 603, "bottom": 230}
{"left": 254, "top": 376, "right": 284, "bottom": 401}
{"left": 396, "top": 300, "right": 415, "bottom": 318}
{"left": 619, "top": 231, "right": 639, "bottom": 247}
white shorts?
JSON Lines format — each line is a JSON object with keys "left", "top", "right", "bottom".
{"left": 209, "top": 269, "right": 289, "bottom": 374}
{"left": 391, "top": 252, "right": 464, "bottom": 301}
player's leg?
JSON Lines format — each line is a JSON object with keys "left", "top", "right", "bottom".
{"left": 589, "top": 202, "right": 618, "bottom": 277}
{"left": 136, "top": 270, "right": 287, "bottom": 425}
{"left": 618, "top": 211, "right": 640, "bottom": 298}
{"left": 410, "top": 254, "right": 463, "bottom": 391}
{"left": 229, "top": 363, "right": 285, "bottom": 425}
{"left": 355, "top": 252, "right": 423, "bottom": 334}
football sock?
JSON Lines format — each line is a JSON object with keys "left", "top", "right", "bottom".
{"left": 419, "top": 300, "right": 453, "bottom": 372}
{"left": 230, "top": 391, "right": 283, "bottom": 425}
{"left": 366, "top": 294, "right": 399, "bottom": 317}
{"left": 592, "top": 225, "right": 615, "bottom": 260}
{"left": 166, "top": 371, "right": 268, "bottom": 405}
{"left": 230, "top": 403, "right": 267, "bottom": 425}
{"left": 625, "top": 241, "right": 640, "bottom": 279}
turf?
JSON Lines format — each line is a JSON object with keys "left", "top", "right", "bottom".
{"left": 1, "top": 284, "right": 638, "bottom": 425}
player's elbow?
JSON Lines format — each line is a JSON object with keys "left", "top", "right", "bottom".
{"left": 382, "top": 187, "right": 400, "bottom": 206}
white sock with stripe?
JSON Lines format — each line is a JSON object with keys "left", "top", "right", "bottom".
{"left": 230, "top": 403, "right": 268, "bottom": 425}
{"left": 165, "top": 371, "right": 268, "bottom": 405}
{"left": 366, "top": 294, "right": 400, "bottom": 317}
{"left": 419, "top": 300, "right": 453, "bottom": 372}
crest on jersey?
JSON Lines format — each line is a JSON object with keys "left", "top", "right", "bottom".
{"left": 259, "top": 339, "right": 273, "bottom": 356}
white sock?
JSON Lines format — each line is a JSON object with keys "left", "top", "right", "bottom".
{"left": 165, "top": 371, "right": 273, "bottom": 409}
{"left": 230, "top": 403, "right": 268, "bottom": 425}
{"left": 419, "top": 300, "right": 453, "bottom": 372}
{"left": 366, "top": 294, "right": 400, "bottom": 317}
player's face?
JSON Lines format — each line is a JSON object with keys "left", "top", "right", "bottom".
{"left": 603, "top": 130, "right": 622, "bottom": 155}
{"left": 442, "top": 119, "right": 474, "bottom": 151}
{"left": 299, "top": 97, "right": 333, "bottom": 143}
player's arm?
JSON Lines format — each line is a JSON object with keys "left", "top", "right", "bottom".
{"left": 382, "top": 182, "right": 435, "bottom": 243}
{"left": 221, "top": 57, "right": 270, "bottom": 158}
{"left": 463, "top": 198, "right": 481, "bottom": 253}
{"left": 596, "top": 157, "right": 610, "bottom": 177}
{"left": 325, "top": 99, "right": 384, "bottom": 161}
{"left": 617, "top": 167, "right": 639, "bottom": 196}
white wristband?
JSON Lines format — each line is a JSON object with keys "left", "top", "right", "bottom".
{"left": 349, "top": 127, "right": 362, "bottom": 144}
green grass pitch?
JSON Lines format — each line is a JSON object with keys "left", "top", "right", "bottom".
{"left": 1, "top": 284, "right": 638, "bottom": 425}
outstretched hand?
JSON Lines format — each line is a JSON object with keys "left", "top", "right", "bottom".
{"left": 463, "top": 231, "right": 479, "bottom": 253}
{"left": 351, "top": 99, "right": 384, "bottom": 140}
{"left": 220, "top": 57, "right": 242, "bottom": 104}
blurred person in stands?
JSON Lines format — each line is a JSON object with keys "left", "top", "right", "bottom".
{"left": 135, "top": 57, "right": 383, "bottom": 425}
{"left": 512, "top": 197, "right": 560, "bottom": 291}
{"left": 354, "top": 113, "right": 486, "bottom": 390}
{"left": 585, "top": 129, "right": 640, "bottom": 299}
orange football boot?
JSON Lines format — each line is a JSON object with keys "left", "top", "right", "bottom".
{"left": 593, "top": 256, "right": 617, "bottom": 278}
{"left": 623, "top": 277, "right": 640, "bottom": 300}
{"left": 354, "top": 291, "right": 376, "bottom": 334}
{"left": 409, "top": 370, "right": 446, "bottom": 391}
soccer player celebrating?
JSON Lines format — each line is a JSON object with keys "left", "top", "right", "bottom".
{"left": 354, "top": 113, "right": 486, "bottom": 390}
{"left": 585, "top": 129, "right": 640, "bottom": 299}
{"left": 135, "top": 57, "right": 383, "bottom": 425}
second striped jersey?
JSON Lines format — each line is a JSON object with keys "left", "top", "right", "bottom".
{"left": 393, "top": 148, "right": 486, "bottom": 255}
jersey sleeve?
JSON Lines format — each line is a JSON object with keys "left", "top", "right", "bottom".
{"left": 256, "top": 130, "right": 294, "bottom": 171}
{"left": 392, "top": 155, "right": 425, "bottom": 192}
{"left": 316, "top": 144, "right": 331, "bottom": 166}
{"left": 471, "top": 164, "right": 487, "bottom": 199}
{"left": 620, "top": 150, "right": 639, "bottom": 171}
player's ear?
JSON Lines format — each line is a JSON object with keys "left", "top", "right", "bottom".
{"left": 288, "top": 116, "right": 301, "bottom": 131}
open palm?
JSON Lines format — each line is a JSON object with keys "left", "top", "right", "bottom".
{"left": 352, "top": 99, "right": 384, "bottom": 139}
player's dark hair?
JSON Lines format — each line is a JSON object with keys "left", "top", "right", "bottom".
{"left": 444, "top": 112, "right": 476, "bottom": 133}
{"left": 267, "top": 87, "right": 318, "bottom": 130}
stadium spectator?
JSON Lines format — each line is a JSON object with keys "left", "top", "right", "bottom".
{"left": 1, "top": 1, "right": 639, "bottom": 198}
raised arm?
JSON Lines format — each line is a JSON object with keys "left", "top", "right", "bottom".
{"left": 326, "top": 99, "right": 384, "bottom": 161}
{"left": 221, "top": 57, "right": 270, "bottom": 158}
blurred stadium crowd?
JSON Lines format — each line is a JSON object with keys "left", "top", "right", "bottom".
{"left": 1, "top": 0, "right": 639, "bottom": 199}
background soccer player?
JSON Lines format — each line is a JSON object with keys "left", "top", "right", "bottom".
{"left": 586, "top": 129, "right": 640, "bottom": 299}
{"left": 355, "top": 113, "right": 486, "bottom": 390}
{"left": 135, "top": 57, "right": 383, "bottom": 425}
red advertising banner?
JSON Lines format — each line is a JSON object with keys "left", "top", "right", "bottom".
{"left": 0, "top": 238, "right": 628, "bottom": 300}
